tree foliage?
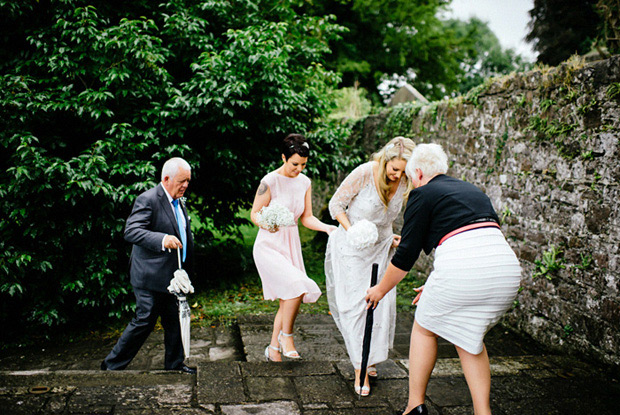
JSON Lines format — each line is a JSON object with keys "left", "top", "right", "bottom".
{"left": 597, "top": 0, "right": 620, "bottom": 54}
{"left": 445, "top": 17, "right": 530, "bottom": 95}
{"left": 301, "top": 0, "right": 528, "bottom": 101}
{"left": 526, "top": 0, "right": 602, "bottom": 65}
{"left": 0, "top": 0, "right": 354, "bottom": 335}
{"left": 300, "top": 0, "right": 463, "bottom": 100}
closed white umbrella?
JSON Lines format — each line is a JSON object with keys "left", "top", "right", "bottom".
{"left": 168, "top": 248, "right": 193, "bottom": 359}
{"left": 177, "top": 294, "right": 191, "bottom": 358}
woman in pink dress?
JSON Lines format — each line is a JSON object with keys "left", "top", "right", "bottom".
{"left": 251, "top": 134, "right": 336, "bottom": 361}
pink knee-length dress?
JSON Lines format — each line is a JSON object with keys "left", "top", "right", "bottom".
{"left": 252, "top": 171, "right": 322, "bottom": 303}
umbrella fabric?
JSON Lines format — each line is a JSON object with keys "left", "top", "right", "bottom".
{"left": 359, "top": 263, "right": 379, "bottom": 396}
{"left": 177, "top": 294, "right": 191, "bottom": 358}
{"left": 175, "top": 248, "right": 191, "bottom": 358}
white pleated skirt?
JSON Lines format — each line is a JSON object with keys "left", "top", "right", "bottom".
{"left": 415, "top": 227, "right": 522, "bottom": 355}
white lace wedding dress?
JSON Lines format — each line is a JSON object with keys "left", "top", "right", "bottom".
{"left": 325, "top": 161, "right": 406, "bottom": 369}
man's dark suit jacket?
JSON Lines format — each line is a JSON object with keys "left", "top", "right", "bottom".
{"left": 124, "top": 183, "right": 194, "bottom": 292}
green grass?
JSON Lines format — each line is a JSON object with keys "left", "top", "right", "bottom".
{"left": 190, "top": 211, "right": 426, "bottom": 327}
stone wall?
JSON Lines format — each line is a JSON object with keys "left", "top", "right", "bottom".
{"left": 325, "top": 56, "right": 620, "bottom": 368}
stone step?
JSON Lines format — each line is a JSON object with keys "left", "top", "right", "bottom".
{"left": 0, "top": 353, "right": 592, "bottom": 383}
{"left": 2, "top": 356, "right": 618, "bottom": 415}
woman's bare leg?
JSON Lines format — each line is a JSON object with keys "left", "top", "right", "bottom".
{"left": 456, "top": 344, "right": 492, "bottom": 415}
{"left": 354, "top": 368, "right": 371, "bottom": 389}
{"left": 403, "top": 320, "right": 438, "bottom": 413}
{"left": 278, "top": 295, "right": 303, "bottom": 354}
{"left": 268, "top": 307, "right": 283, "bottom": 361}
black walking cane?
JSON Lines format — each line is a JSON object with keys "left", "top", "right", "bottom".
{"left": 358, "top": 263, "right": 379, "bottom": 397}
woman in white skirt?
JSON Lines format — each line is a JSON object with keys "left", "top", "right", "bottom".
{"left": 366, "top": 143, "right": 521, "bottom": 415}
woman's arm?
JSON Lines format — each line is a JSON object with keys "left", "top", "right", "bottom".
{"left": 334, "top": 212, "right": 352, "bottom": 230}
{"left": 300, "top": 186, "right": 336, "bottom": 234}
{"left": 365, "top": 263, "right": 409, "bottom": 309}
{"left": 389, "top": 190, "right": 429, "bottom": 272}
{"left": 328, "top": 163, "right": 370, "bottom": 228}
{"left": 365, "top": 189, "right": 429, "bottom": 308}
{"left": 250, "top": 181, "right": 275, "bottom": 231}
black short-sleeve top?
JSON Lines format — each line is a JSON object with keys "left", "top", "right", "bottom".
{"left": 391, "top": 174, "right": 500, "bottom": 271}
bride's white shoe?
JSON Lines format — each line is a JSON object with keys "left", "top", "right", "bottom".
{"left": 354, "top": 385, "right": 370, "bottom": 397}
{"left": 354, "top": 369, "right": 370, "bottom": 396}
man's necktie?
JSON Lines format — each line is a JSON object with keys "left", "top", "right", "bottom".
{"left": 172, "top": 199, "right": 187, "bottom": 262}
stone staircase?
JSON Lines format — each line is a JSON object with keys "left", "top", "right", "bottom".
{"left": 0, "top": 313, "right": 618, "bottom": 414}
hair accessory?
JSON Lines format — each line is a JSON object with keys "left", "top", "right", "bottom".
{"left": 291, "top": 143, "right": 310, "bottom": 149}
{"left": 384, "top": 143, "right": 395, "bottom": 151}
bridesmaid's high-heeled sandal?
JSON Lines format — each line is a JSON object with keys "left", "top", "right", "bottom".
{"left": 278, "top": 331, "right": 301, "bottom": 359}
{"left": 367, "top": 365, "right": 377, "bottom": 377}
{"left": 264, "top": 344, "right": 281, "bottom": 362}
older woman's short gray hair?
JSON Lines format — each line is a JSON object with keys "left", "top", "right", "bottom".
{"left": 161, "top": 157, "right": 191, "bottom": 181}
{"left": 405, "top": 143, "right": 448, "bottom": 180}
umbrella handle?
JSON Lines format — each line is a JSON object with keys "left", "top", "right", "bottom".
{"left": 358, "top": 262, "right": 379, "bottom": 399}
{"left": 177, "top": 247, "right": 182, "bottom": 269}
{"left": 370, "top": 263, "right": 378, "bottom": 287}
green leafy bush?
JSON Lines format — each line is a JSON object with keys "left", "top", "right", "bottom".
{"left": 0, "top": 0, "right": 352, "bottom": 337}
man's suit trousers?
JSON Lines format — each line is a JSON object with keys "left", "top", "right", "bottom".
{"left": 103, "top": 287, "right": 184, "bottom": 370}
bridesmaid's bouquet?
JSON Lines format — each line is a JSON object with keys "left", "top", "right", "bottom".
{"left": 346, "top": 219, "right": 378, "bottom": 250}
{"left": 257, "top": 201, "right": 295, "bottom": 231}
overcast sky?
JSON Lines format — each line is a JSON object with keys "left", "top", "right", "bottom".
{"left": 444, "top": 0, "right": 537, "bottom": 61}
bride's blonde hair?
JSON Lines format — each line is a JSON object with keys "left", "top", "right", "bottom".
{"left": 372, "top": 136, "right": 416, "bottom": 207}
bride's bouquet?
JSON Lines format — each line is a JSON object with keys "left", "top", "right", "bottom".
{"left": 257, "top": 201, "right": 295, "bottom": 231}
{"left": 346, "top": 219, "right": 378, "bottom": 250}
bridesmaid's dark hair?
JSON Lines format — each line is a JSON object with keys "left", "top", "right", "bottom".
{"left": 282, "top": 133, "right": 310, "bottom": 160}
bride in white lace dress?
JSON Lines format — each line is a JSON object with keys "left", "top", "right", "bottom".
{"left": 325, "top": 137, "right": 415, "bottom": 396}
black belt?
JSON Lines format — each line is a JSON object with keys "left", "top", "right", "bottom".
{"left": 467, "top": 217, "right": 498, "bottom": 225}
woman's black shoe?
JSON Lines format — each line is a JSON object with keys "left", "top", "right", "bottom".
{"left": 396, "top": 403, "right": 428, "bottom": 415}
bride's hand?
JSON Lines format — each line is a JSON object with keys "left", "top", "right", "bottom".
{"left": 391, "top": 234, "right": 401, "bottom": 248}
{"left": 326, "top": 225, "right": 337, "bottom": 235}
{"left": 412, "top": 285, "right": 424, "bottom": 305}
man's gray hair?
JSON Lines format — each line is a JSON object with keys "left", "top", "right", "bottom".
{"left": 405, "top": 143, "right": 449, "bottom": 180}
{"left": 161, "top": 157, "right": 191, "bottom": 181}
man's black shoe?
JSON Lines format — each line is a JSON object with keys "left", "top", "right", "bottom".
{"left": 100, "top": 361, "right": 109, "bottom": 371}
{"left": 177, "top": 365, "right": 197, "bottom": 375}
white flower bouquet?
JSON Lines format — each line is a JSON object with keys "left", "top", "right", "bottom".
{"left": 257, "top": 201, "right": 295, "bottom": 231}
{"left": 346, "top": 219, "right": 378, "bottom": 250}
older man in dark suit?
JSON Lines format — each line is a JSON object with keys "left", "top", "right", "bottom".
{"left": 101, "top": 157, "right": 196, "bottom": 374}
